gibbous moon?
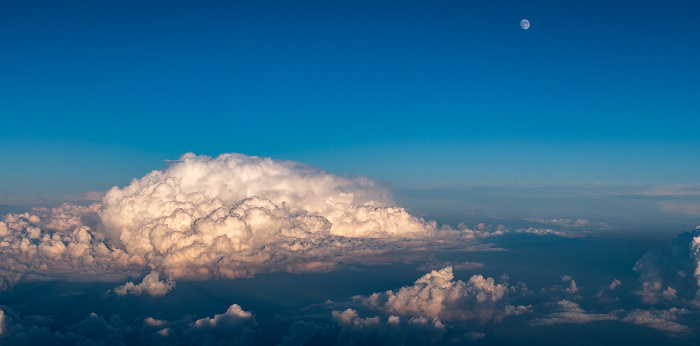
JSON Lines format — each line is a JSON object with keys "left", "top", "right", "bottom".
{"left": 520, "top": 19, "right": 530, "bottom": 30}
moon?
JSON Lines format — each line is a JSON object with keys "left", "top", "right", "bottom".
{"left": 520, "top": 19, "right": 530, "bottom": 30}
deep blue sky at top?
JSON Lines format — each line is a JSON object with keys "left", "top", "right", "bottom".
{"left": 1, "top": 0, "right": 699, "bottom": 197}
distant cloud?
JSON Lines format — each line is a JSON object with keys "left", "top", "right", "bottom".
{"left": 621, "top": 308, "right": 690, "bottom": 334}
{"left": 416, "top": 261, "right": 484, "bottom": 272}
{"left": 659, "top": 201, "right": 700, "bottom": 216}
{"left": 531, "top": 300, "right": 618, "bottom": 326}
{"left": 562, "top": 275, "right": 580, "bottom": 295}
{"left": 278, "top": 321, "right": 320, "bottom": 346}
{"left": 610, "top": 279, "right": 621, "bottom": 290}
{"left": 526, "top": 218, "right": 610, "bottom": 230}
{"left": 465, "top": 331, "right": 485, "bottom": 340}
{"left": 641, "top": 184, "right": 700, "bottom": 197}
{"left": 111, "top": 271, "right": 175, "bottom": 297}
{"left": 595, "top": 279, "right": 622, "bottom": 303}
{"left": 458, "top": 223, "right": 571, "bottom": 238}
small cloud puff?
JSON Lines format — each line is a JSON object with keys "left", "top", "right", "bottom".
{"left": 562, "top": 275, "right": 579, "bottom": 295}
{"left": 609, "top": 279, "right": 621, "bottom": 290}
{"left": 595, "top": 279, "right": 622, "bottom": 303}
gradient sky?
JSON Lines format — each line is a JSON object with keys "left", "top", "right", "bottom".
{"left": 3, "top": 3, "right": 700, "bottom": 344}
{"left": 1, "top": 0, "right": 699, "bottom": 198}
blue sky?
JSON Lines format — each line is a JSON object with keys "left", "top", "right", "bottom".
{"left": 1, "top": 0, "right": 699, "bottom": 198}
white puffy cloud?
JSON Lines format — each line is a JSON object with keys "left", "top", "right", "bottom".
{"left": 621, "top": 308, "right": 690, "bottom": 333}
{"left": 531, "top": 300, "right": 618, "bottom": 326}
{"left": 112, "top": 271, "right": 175, "bottom": 297}
{"left": 363, "top": 267, "right": 524, "bottom": 323}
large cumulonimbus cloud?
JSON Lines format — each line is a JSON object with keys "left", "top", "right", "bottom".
{"left": 0, "top": 153, "right": 445, "bottom": 289}
{"left": 100, "top": 152, "right": 433, "bottom": 240}
{"left": 97, "top": 153, "right": 440, "bottom": 280}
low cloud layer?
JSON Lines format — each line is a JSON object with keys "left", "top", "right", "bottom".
{"left": 0, "top": 303, "right": 257, "bottom": 345}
